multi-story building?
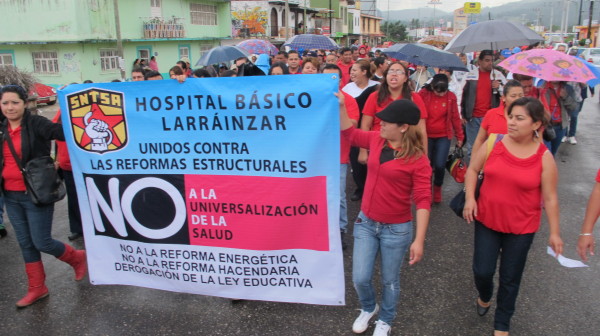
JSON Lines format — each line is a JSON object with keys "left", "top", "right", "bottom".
{"left": 229, "top": 0, "right": 320, "bottom": 43}
{"left": 0, "top": 0, "right": 232, "bottom": 86}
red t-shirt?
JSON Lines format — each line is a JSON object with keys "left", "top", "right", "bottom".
{"left": 342, "top": 127, "right": 431, "bottom": 223}
{"left": 341, "top": 93, "right": 360, "bottom": 164}
{"left": 2, "top": 125, "right": 27, "bottom": 191}
{"left": 596, "top": 169, "right": 600, "bottom": 183}
{"left": 473, "top": 71, "right": 492, "bottom": 118}
{"left": 362, "top": 92, "right": 428, "bottom": 132}
{"left": 422, "top": 94, "right": 449, "bottom": 137}
{"left": 480, "top": 104, "right": 507, "bottom": 135}
{"left": 52, "top": 110, "right": 72, "bottom": 171}
{"left": 477, "top": 141, "right": 548, "bottom": 234}
{"left": 337, "top": 60, "right": 354, "bottom": 87}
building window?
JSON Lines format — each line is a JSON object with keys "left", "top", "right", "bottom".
{"left": 190, "top": 3, "right": 217, "bottom": 25}
{"left": 199, "top": 44, "right": 213, "bottom": 58}
{"left": 150, "top": 0, "right": 162, "bottom": 18}
{"left": 100, "top": 49, "right": 119, "bottom": 72}
{"left": 0, "top": 53, "right": 14, "bottom": 66}
{"left": 32, "top": 51, "right": 59, "bottom": 74}
{"left": 179, "top": 46, "right": 190, "bottom": 59}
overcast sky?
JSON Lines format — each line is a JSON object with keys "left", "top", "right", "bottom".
{"left": 378, "top": 0, "right": 523, "bottom": 12}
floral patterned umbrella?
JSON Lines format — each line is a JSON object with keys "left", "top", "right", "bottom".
{"left": 498, "top": 49, "right": 596, "bottom": 83}
{"left": 237, "top": 39, "right": 279, "bottom": 56}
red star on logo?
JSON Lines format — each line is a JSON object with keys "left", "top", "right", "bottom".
{"left": 72, "top": 103, "right": 125, "bottom": 149}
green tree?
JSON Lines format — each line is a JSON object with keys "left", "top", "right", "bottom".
{"left": 382, "top": 21, "right": 407, "bottom": 42}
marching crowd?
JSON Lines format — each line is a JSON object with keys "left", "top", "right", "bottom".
{"left": 1, "top": 41, "right": 600, "bottom": 336}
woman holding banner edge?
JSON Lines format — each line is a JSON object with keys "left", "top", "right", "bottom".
{"left": 0, "top": 85, "right": 87, "bottom": 308}
{"left": 338, "top": 93, "right": 431, "bottom": 336}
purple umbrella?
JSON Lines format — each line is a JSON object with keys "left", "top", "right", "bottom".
{"left": 237, "top": 39, "right": 279, "bottom": 56}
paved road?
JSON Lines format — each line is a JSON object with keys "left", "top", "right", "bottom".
{"left": 1, "top": 101, "right": 599, "bottom": 336}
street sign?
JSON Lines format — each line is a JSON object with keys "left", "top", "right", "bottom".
{"left": 464, "top": 2, "right": 481, "bottom": 14}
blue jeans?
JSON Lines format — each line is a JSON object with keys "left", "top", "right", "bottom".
{"left": 547, "top": 125, "right": 565, "bottom": 156}
{"left": 566, "top": 102, "right": 582, "bottom": 137}
{"left": 465, "top": 117, "right": 483, "bottom": 161}
{"left": 340, "top": 164, "right": 348, "bottom": 233}
{"left": 352, "top": 211, "right": 413, "bottom": 324}
{"left": 473, "top": 221, "right": 535, "bottom": 332}
{"left": 4, "top": 191, "right": 65, "bottom": 263}
{"left": 427, "top": 137, "right": 451, "bottom": 187}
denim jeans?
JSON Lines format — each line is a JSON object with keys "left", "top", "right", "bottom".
{"left": 339, "top": 164, "right": 348, "bottom": 233}
{"left": 62, "top": 169, "right": 83, "bottom": 235}
{"left": 473, "top": 221, "right": 535, "bottom": 332}
{"left": 427, "top": 137, "right": 452, "bottom": 187}
{"left": 4, "top": 190, "right": 65, "bottom": 263}
{"left": 352, "top": 211, "right": 413, "bottom": 324}
{"left": 547, "top": 125, "right": 565, "bottom": 156}
{"left": 465, "top": 117, "right": 483, "bottom": 161}
{"left": 566, "top": 102, "right": 583, "bottom": 137}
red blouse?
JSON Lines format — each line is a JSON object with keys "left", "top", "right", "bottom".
{"left": 2, "top": 125, "right": 27, "bottom": 191}
{"left": 480, "top": 104, "right": 507, "bottom": 135}
{"left": 342, "top": 127, "right": 431, "bottom": 223}
{"left": 476, "top": 141, "right": 548, "bottom": 234}
{"left": 362, "top": 92, "right": 428, "bottom": 132}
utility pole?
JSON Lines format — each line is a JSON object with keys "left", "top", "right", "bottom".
{"left": 560, "top": 0, "right": 567, "bottom": 41}
{"left": 578, "top": 0, "right": 584, "bottom": 25}
{"left": 550, "top": 2, "right": 555, "bottom": 32}
{"left": 113, "top": 0, "right": 126, "bottom": 81}
{"left": 587, "top": 0, "right": 595, "bottom": 40}
{"left": 285, "top": 0, "right": 290, "bottom": 39}
{"left": 329, "top": 0, "right": 332, "bottom": 39}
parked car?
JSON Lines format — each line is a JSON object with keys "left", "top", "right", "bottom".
{"left": 567, "top": 47, "right": 587, "bottom": 57}
{"left": 29, "top": 83, "right": 57, "bottom": 106}
{"left": 580, "top": 48, "right": 600, "bottom": 67}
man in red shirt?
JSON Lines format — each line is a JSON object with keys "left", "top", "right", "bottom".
{"left": 461, "top": 50, "right": 507, "bottom": 160}
{"left": 337, "top": 47, "right": 354, "bottom": 87}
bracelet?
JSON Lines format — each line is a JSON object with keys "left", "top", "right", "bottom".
{"left": 579, "top": 233, "right": 594, "bottom": 236}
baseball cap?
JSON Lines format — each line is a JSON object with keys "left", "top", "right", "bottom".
{"left": 375, "top": 99, "right": 421, "bottom": 125}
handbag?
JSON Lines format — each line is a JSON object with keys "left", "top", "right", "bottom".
{"left": 449, "top": 134, "right": 503, "bottom": 218}
{"left": 446, "top": 146, "right": 467, "bottom": 183}
{"left": 4, "top": 133, "right": 66, "bottom": 206}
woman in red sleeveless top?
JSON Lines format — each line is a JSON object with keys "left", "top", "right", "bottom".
{"left": 463, "top": 97, "right": 563, "bottom": 336}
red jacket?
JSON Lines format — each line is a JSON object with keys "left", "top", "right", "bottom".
{"left": 418, "top": 89, "right": 464, "bottom": 141}
{"left": 342, "top": 127, "right": 431, "bottom": 223}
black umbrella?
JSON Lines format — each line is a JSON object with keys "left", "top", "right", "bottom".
{"left": 444, "top": 20, "right": 544, "bottom": 53}
{"left": 385, "top": 43, "right": 468, "bottom": 72}
{"left": 195, "top": 46, "right": 249, "bottom": 66}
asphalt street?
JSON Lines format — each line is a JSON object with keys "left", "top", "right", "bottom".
{"left": 0, "top": 100, "right": 599, "bottom": 336}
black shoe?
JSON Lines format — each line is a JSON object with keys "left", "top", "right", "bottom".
{"left": 477, "top": 299, "right": 491, "bottom": 316}
{"left": 68, "top": 233, "right": 82, "bottom": 241}
{"left": 0, "top": 228, "right": 6, "bottom": 238}
{"left": 350, "top": 190, "right": 363, "bottom": 202}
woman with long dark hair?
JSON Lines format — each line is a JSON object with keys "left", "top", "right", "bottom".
{"left": 464, "top": 97, "right": 563, "bottom": 336}
{"left": 342, "top": 59, "right": 380, "bottom": 202}
{"left": 361, "top": 62, "right": 428, "bottom": 165}
{"left": 0, "top": 85, "right": 87, "bottom": 308}
{"left": 418, "top": 74, "right": 464, "bottom": 203}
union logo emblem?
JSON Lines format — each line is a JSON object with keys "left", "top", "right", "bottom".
{"left": 66, "top": 88, "right": 128, "bottom": 154}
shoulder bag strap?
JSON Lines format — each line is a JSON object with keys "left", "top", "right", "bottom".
{"left": 4, "top": 132, "right": 25, "bottom": 173}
